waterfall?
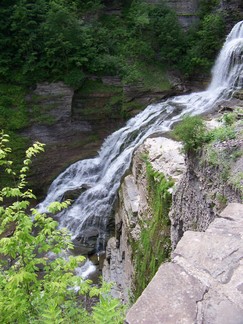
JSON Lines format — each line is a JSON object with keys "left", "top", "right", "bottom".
{"left": 38, "top": 21, "right": 243, "bottom": 254}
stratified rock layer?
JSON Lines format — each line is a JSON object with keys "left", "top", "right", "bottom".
{"left": 126, "top": 203, "right": 243, "bottom": 324}
{"left": 103, "top": 137, "right": 185, "bottom": 302}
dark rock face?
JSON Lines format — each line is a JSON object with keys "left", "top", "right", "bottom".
{"left": 103, "top": 137, "right": 186, "bottom": 302}
{"left": 62, "top": 184, "right": 91, "bottom": 201}
{"left": 21, "top": 82, "right": 124, "bottom": 199}
{"left": 146, "top": 0, "right": 243, "bottom": 30}
{"left": 166, "top": 0, "right": 200, "bottom": 28}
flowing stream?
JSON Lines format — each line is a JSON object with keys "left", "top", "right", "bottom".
{"left": 38, "top": 21, "right": 243, "bottom": 256}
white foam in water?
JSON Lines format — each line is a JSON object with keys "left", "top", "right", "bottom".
{"left": 38, "top": 21, "right": 243, "bottom": 252}
{"left": 75, "top": 259, "right": 96, "bottom": 279}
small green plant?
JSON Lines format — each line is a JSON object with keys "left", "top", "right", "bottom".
{"left": 172, "top": 115, "right": 208, "bottom": 154}
{"left": 222, "top": 112, "right": 237, "bottom": 126}
{"left": 230, "top": 171, "right": 243, "bottom": 198}
{"left": 208, "top": 125, "right": 236, "bottom": 142}
{"left": 216, "top": 193, "right": 228, "bottom": 208}
{"left": 0, "top": 131, "right": 125, "bottom": 323}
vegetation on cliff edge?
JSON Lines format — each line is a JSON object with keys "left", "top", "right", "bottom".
{"left": 172, "top": 111, "right": 243, "bottom": 199}
{"left": 133, "top": 160, "right": 173, "bottom": 300}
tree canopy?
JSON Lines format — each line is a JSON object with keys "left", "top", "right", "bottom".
{"left": 0, "top": 0, "right": 226, "bottom": 86}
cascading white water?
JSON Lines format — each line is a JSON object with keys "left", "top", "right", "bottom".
{"left": 38, "top": 21, "right": 243, "bottom": 253}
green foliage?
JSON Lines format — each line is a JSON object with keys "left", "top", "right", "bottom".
{"left": 208, "top": 125, "right": 236, "bottom": 142}
{"left": 149, "top": 4, "right": 186, "bottom": 66}
{"left": 216, "top": 192, "right": 227, "bottom": 209}
{"left": 0, "top": 0, "right": 227, "bottom": 85}
{"left": 198, "top": 0, "right": 220, "bottom": 18}
{"left": 203, "top": 116, "right": 242, "bottom": 191}
{"left": 92, "top": 288, "right": 126, "bottom": 324}
{"left": 0, "top": 132, "right": 125, "bottom": 323}
{"left": 197, "top": 14, "right": 225, "bottom": 59}
{"left": 0, "top": 0, "right": 180, "bottom": 86}
{"left": 64, "top": 69, "right": 86, "bottom": 89}
{"left": 172, "top": 115, "right": 208, "bottom": 154}
{"left": 230, "top": 171, "right": 243, "bottom": 199}
{"left": 221, "top": 111, "right": 238, "bottom": 126}
{"left": 183, "top": 13, "right": 225, "bottom": 74}
{"left": 0, "top": 84, "right": 28, "bottom": 131}
{"left": 173, "top": 114, "right": 238, "bottom": 157}
{"left": 133, "top": 161, "right": 173, "bottom": 300}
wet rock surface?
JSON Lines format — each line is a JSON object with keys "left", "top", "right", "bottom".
{"left": 126, "top": 203, "right": 243, "bottom": 324}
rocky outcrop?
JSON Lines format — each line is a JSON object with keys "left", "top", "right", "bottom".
{"left": 166, "top": 0, "right": 200, "bottom": 28}
{"left": 103, "top": 137, "right": 186, "bottom": 302}
{"left": 21, "top": 81, "right": 125, "bottom": 198}
{"left": 126, "top": 203, "right": 243, "bottom": 324}
{"left": 170, "top": 117, "right": 243, "bottom": 249}
{"left": 72, "top": 78, "right": 180, "bottom": 122}
{"left": 146, "top": 0, "right": 243, "bottom": 30}
{"left": 104, "top": 105, "right": 243, "bottom": 310}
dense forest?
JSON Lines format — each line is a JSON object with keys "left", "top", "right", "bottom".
{"left": 1, "top": 0, "right": 226, "bottom": 89}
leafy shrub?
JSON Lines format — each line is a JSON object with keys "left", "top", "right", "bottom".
{"left": 0, "top": 132, "right": 125, "bottom": 323}
{"left": 222, "top": 112, "right": 237, "bottom": 126}
{"left": 172, "top": 115, "right": 208, "bottom": 154}
{"left": 208, "top": 125, "right": 236, "bottom": 142}
{"left": 64, "top": 69, "right": 86, "bottom": 89}
{"left": 198, "top": 0, "right": 220, "bottom": 18}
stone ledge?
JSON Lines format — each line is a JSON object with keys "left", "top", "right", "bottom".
{"left": 126, "top": 203, "right": 243, "bottom": 324}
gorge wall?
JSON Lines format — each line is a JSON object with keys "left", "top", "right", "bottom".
{"left": 103, "top": 102, "right": 243, "bottom": 310}
{"left": 22, "top": 79, "right": 178, "bottom": 199}
{"left": 164, "top": 0, "right": 200, "bottom": 28}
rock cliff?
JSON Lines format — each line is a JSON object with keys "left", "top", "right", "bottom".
{"left": 144, "top": 0, "right": 200, "bottom": 28}
{"left": 103, "top": 106, "right": 243, "bottom": 313}
{"left": 170, "top": 113, "right": 243, "bottom": 249}
{"left": 21, "top": 82, "right": 111, "bottom": 198}
{"left": 103, "top": 137, "right": 186, "bottom": 302}
{"left": 126, "top": 203, "right": 243, "bottom": 323}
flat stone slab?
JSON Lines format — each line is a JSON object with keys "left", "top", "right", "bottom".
{"left": 126, "top": 203, "right": 243, "bottom": 323}
{"left": 126, "top": 263, "right": 206, "bottom": 324}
